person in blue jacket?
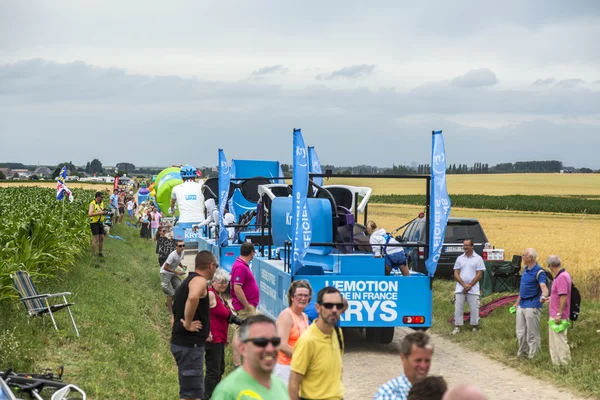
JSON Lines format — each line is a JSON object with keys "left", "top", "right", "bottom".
{"left": 513, "top": 248, "right": 549, "bottom": 359}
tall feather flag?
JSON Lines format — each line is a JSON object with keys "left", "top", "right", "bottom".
{"left": 218, "top": 149, "right": 232, "bottom": 247}
{"left": 425, "top": 130, "right": 451, "bottom": 277}
{"left": 307, "top": 146, "right": 323, "bottom": 187}
{"left": 291, "top": 129, "right": 312, "bottom": 276}
{"left": 56, "top": 166, "right": 74, "bottom": 203}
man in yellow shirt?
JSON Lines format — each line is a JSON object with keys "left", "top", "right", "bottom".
{"left": 289, "top": 286, "right": 345, "bottom": 400}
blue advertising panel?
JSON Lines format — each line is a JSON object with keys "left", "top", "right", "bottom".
{"left": 291, "top": 129, "right": 312, "bottom": 276}
{"left": 231, "top": 160, "right": 280, "bottom": 180}
{"left": 270, "top": 197, "right": 332, "bottom": 252}
{"left": 173, "top": 222, "right": 203, "bottom": 244}
{"left": 196, "top": 238, "right": 241, "bottom": 273}
{"left": 218, "top": 149, "right": 232, "bottom": 247}
{"left": 229, "top": 159, "right": 281, "bottom": 217}
{"left": 425, "top": 130, "right": 451, "bottom": 277}
{"left": 253, "top": 259, "right": 292, "bottom": 320}
{"left": 296, "top": 275, "right": 432, "bottom": 327}
{"left": 253, "top": 257, "right": 432, "bottom": 327}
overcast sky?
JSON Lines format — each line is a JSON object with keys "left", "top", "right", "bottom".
{"left": 1, "top": 0, "right": 599, "bottom": 168}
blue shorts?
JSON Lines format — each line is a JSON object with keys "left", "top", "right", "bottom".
{"left": 385, "top": 250, "right": 407, "bottom": 267}
{"left": 170, "top": 343, "right": 205, "bottom": 399}
{"left": 128, "top": 209, "right": 133, "bottom": 216}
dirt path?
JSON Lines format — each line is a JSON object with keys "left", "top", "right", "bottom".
{"left": 342, "top": 327, "right": 592, "bottom": 400}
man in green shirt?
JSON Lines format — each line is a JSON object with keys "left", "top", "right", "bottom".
{"left": 212, "top": 315, "right": 289, "bottom": 400}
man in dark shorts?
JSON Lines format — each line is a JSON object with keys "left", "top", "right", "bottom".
{"left": 88, "top": 191, "right": 107, "bottom": 257}
{"left": 170, "top": 250, "right": 218, "bottom": 400}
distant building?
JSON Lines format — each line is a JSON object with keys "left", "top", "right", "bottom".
{"left": 34, "top": 166, "right": 52, "bottom": 177}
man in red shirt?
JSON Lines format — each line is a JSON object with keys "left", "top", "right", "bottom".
{"left": 230, "top": 242, "right": 259, "bottom": 367}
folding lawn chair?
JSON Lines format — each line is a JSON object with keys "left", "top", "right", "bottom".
{"left": 10, "top": 270, "right": 80, "bottom": 337}
{"left": 491, "top": 261, "right": 521, "bottom": 293}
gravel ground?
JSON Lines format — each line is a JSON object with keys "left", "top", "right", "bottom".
{"left": 342, "top": 327, "right": 593, "bottom": 400}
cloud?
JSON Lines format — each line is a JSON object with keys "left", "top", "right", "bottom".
{"left": 250, "top": 64, "right": 287, "bottom": 79}
{"left": 450, "top": 68, "right": 498, "bottom": 88}
{"left": 556, "top": 78, "right": 585, "bottom": 88}
{"left": 1, "top": 59, "right": 599, "bottom": 168}
{"left": 532, "top": 78, "right": 556, "bottom": 86}
{"left": 316, "top": 64, "right": 376, "bottom": 80}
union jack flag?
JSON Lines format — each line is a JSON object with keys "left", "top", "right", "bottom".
{"left": 56, "top": 166, "right": 74, "bottom": 202}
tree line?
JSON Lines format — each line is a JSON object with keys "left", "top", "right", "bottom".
{"left": 1, "top": 159, "right": 598, "bottom": 181}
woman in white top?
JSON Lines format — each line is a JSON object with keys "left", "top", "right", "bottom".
{"left": 366, "top": 220, "right": 410, "bottom": 276}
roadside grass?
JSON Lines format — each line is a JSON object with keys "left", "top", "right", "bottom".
{"left": 0, "top": 223, "right": 181, "bottom": 399}
{"left": 431, "top": 280, "right": 600, "bottom": 399}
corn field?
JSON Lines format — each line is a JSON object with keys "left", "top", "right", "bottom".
{"left": 0, "top": 187, "right": 95, "bottom": 302}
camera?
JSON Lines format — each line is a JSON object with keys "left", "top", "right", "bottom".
{"left": 227, "top": 314, "right": 244, "bottom": 326}
{"left": 105, "top": 210, "right": 115, "bottom": 217}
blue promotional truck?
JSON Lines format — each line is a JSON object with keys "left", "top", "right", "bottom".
{"left": 201, "top": 130, "right": 449, "bottom": 343}
{"left": 251, "top": 129, "right": 450, "bottom": 343}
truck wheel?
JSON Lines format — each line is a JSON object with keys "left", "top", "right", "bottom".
{"left": 365, "top": 327, "right": 395, "bottom": 344}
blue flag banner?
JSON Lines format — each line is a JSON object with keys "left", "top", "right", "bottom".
{"left": 425, "top": 130, "right": 451, "bottom": 277}
{"left": 218, "top": 149, "right": 231, "bottom": 247}
{"left": 291, "top": 129, "right": 312, "bottom": 276}
{"left": 56, "top": 166, "right": 74, "bottom": 202}
{"left": 228, "top": 161, "right": 237, "bottom": 222}
{"left": 307, "top": 146, "right": 323, "bottom": 187}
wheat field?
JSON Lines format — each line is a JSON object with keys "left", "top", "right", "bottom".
{"left": 329, "top": 173, "right": 600, "bottom": 196}
{"left": 353, "top": 173, "right": 600, "bottom": 299}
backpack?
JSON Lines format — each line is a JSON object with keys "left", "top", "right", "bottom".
{"left": 555, "top": 269, "right": 581, "bottom": 322}
{"left": 382, "top": 233, "right": 392, "bottom": 256}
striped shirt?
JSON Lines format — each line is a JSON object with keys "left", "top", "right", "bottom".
{"left": 373, "top": 374, "right": 412, "bottom": 400}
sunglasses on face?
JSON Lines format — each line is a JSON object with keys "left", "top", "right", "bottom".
{"left": 177, "top": 245, "right": 185, "bottom": 248}
{"left": 320, "top": 302, "right": 344, "bottom": 310}
{"left": 243, "top": 337, "right": 281, "bottom": 347}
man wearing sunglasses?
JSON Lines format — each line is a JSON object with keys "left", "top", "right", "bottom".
{"left": 289, "top": 286, "right": 345, "bottom": 400}
{"left": 171, "top": 250, "right": 218, "bottom": 400}
{"left": 211, "top": 315, "right": 289, "bottom": 399}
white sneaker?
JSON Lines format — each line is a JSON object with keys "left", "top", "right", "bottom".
{"left": 451, "top": 327, "right": 461, "bottom": 335}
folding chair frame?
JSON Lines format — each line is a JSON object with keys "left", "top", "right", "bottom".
{"left": 11, "top": 271, "right": 80, "bottom": 337}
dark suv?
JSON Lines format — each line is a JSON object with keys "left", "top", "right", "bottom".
{"left": 400, "top": 218, "right": 489, "bottom": 277}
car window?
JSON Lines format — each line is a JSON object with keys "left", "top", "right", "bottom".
{"left": 444, "top": 222, "right": 486, "bottom": 243}
{"left": 402, "top": 223, "right": 414, "bottom": 241}
{"left": 412, "top": 222, "right": 425, "bottom": 241}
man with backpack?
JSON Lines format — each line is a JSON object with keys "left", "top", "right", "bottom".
{"left": 546, "top": 255, "right": 572, "bottom": 365}
{"left": 513, "top": 248, "right": 549, "bottom": 359}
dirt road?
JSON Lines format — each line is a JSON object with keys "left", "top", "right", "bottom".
{"left": 343, "top": 327, "right": 591, "bottom": 400}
